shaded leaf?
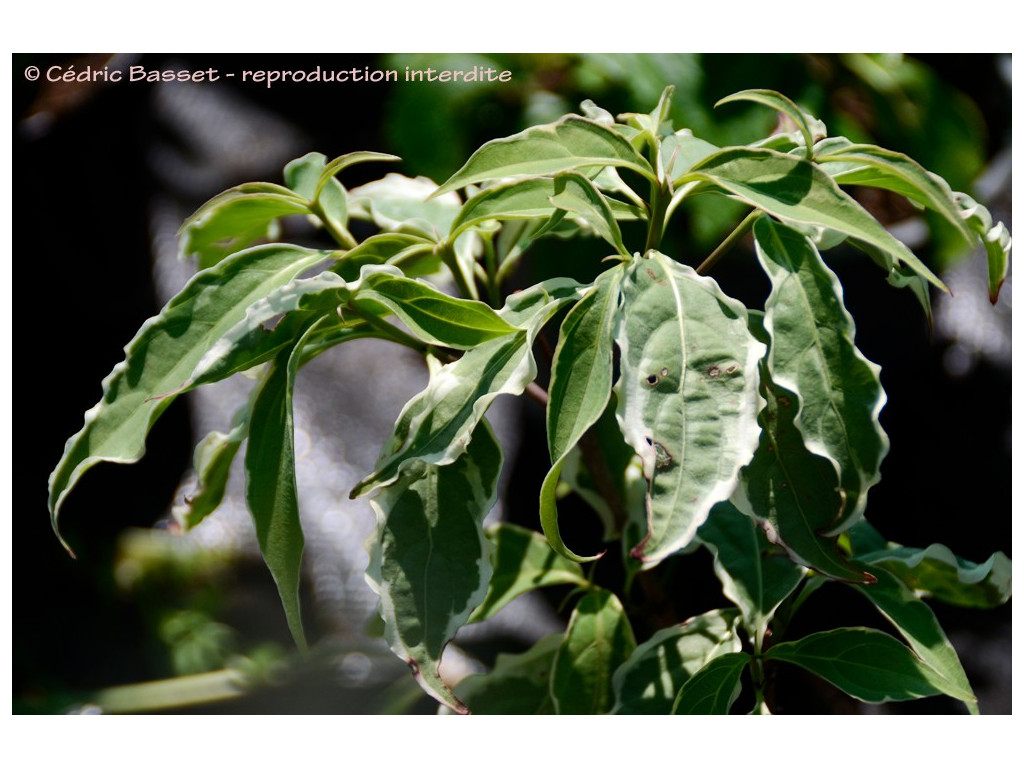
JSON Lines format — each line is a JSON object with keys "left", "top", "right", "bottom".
{"left": 753, "top": 217, "right": 889, "bottom": 530}
{"left": 446, "top": 634, "right": 562, "bottom": 715}
{"left": 48, "top": 245, "right": 330, "bottom": 552}
{"left": 469, "top": 524, "right": 587, "bottom": 624}
{"left": 765, "top": 627, "right": 951, "bottom": 704}
{"left": 698, "top": 500, "right": 805, "bottom": 640}
{"left": 954, "top": 192, "right": 1011, "bottom": 303}
{"left": 614, "top": 251, "right": 764, "bottom": 566}
{"left": 540, "top": 267, "right": 623, "bottom": 561}
{"left": 671, "top": 652, "right": 750, "bottom": 715}
{"left": 283, "top": 151, "right": 348, "bottom": 237}
{"left": 611, "top": 608, "right": 742, "bottom": 714}
{"left": 349, "top": 173, "right": 461, "bottom": 239}
{"left": 734, "top": 371, "right": 873, "bottom": 584}
{"left": 244, "top": 318, "right": 326, "bottom": 651}
{"left": 435, "top": 115, "right": 656, "bottom": 195}
{"left": 366, "top": 420, "right": 503, "bottom": 714}
{"left": 852, "top": 567, "right": 978, "bottom": 712}
{"left": 678, "top": 147, "right": 947, "bottom": 292}
{"left": 551, "top": 589, "right": 636, "bottom": 714}
{"left": 660, "top": 130, "right": 719, "bottom": 180}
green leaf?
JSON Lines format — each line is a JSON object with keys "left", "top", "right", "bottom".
{"left": 734, "top": 371, "right": 873, "bottom": 584}
{"left": 173, "top": 398, "right": 250, "bottom": 531}
{"left": 349, "top": 173, "right": 461, "bottom": 239}
{"left": 614, "top": 251, "right": 765, "bottom": 566}
{"left": 365, "top": 420, "right": 503, "bottom": 714}
{"left": 352, "top": 269, "right": 519, "bottom": 349}
{"left": 434, "top": 115, "right": 656, "bottom": 196}
{"left": 283, "top": 151, "right": 348, "bottom": 237}
{"left": 540, "top": 267, "right": 623, "bottom": 562}
{"left": 313, "top": 150, "right": 400, "bottom": 204}
{"left": 178, "top": 184, "right": 309, "bottom": 269}
{"left": 611, "top": 608, "right": 743, "bottom": 714}
{"left": 548, "top": 172, "right": 629, "bottom": 256}
{"left": 858, "top": 540, "right": 1012, "bottom": 609}
{"left": 678, "top": 147, "right": 947, "bottom": 292}
{"left": 815, "top": 142, "right": 974, "bottom": 243}
{"left": 852, "top": 568, "right": 978, "bottom": 712}
{"left": 764, "top": 627, "right": 952, "bottom": 704}
{"left": 954, "top": 192, "right": 1011, "bottom": 303}
{"left": 334, "top": 232, "right": 438, "bottom": 281}
{"left": 449, "top": 179, "right": 563, "bottom": 241}
{"left": 447, "top": 634, "right": 561, "bottom": 715}
{"left": 551, "top": 589, "right": 636, "bottom": 714}
{"left": 716, "top": 89, "right": 824, "bottom": 159}
{"left": 671, "top": 652, "right": 750, "bottom": 715}
{"left": 244, "top": 317, "right": 326, "bottom": 651}
{"left": 752, "top": 217, "right": 889, "bottom": 530}
{"left": 351, "top": 278, "right": 584, "bottom": 498}
{"left": 698, "top": 501, "right": 805, "bottom": 641}
{"left": 48, "top": 244, "right": 330, "bottom": 553}
{"left": 660, "top": 130, "right": 720, "bottom": 180}
{"left": 469, "top": 523, "right": 587, "bottom": 623}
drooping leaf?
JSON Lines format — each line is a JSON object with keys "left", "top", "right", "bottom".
{"left": 614, "top": 251, "right": 765, "bottom": 566}
{"left": 178, "top": 184, "right": 309, "bottom": 269}
{"left": 244, "top": 318, "right": 326, "bottom": 651}
{"left": 351, "top": 278, "right": 584, "bottom": 498}
{"left": 610, "top": 608, "right": 743, "bottom": 714}
{"left": 671, "top": 652, "right": 750, "bottom": 715}
{"left": 469, "top": 523, "right": 587, "bottom": 624}
{"left": 814, "top": 141, "right": 974, "bottom": 242}
{"left": 752, "top": 217, "right": 889, "bottom": 530}
{"left": 716, "top": 89, "right": 825, "bottom": 159}
{"left": 540, "top": 267, "right": 623, "bottom": 562}
{"left": 48, "top": 244, "right": 331, "bottom": 552}
{"left": 697, "top": 501, "right": 805, "bottom": 641}
{"left": 434, "top": 115, "right": 656, "bottom": 196}
{"left": 551, "top": 589, "right": 636, "bottom": 715}
{"left": 734, "top": 370, "right": 873, "bottom": 584}
{"left": 548, "top": 172, "right": 629, "bottom": 256}
{"left": 678, "top": 147, "right": 947, "bottom": 292}
{"left": 853, "top": 536, "right": 1012, "bottom": 610}
{"left": 365, "top": 420, "right": 503, "bottom": 714}
{"left": 445, "top": 634, "right": 562, "bottom": 715}
{"left": 173, "top": 397, "right": 251, "bottom": 531}
{"left": 954, "top": 192, "right": 1012, "bottom": 304}
{"left": 852, "top": 567, "right": 978, "bottom": 713}
{"left": 764, "top": 627, "right": 952, "bottom": 704}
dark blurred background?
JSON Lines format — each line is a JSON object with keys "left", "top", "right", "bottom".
{"left": 12, "top": 52, "right": 1011, "bottom": 714}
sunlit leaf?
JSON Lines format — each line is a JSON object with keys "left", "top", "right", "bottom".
{"left": 548, "top": 172, "right": 629, "bottom": 256}
{"left": 366, "top": 420, "right": 503, "bottom": 714}
{"left": 752, "top": 217, "right": 889, "bottom": 530}
{"left": 716, "top": 89, "right": 825, "bottom": 159}
{"left": 551, "top": 589, "right": 636, "bottom": 714}
{"left": 351, "top": 278, "right": 585, "bottom": 498}
{"left": 954, "top": 192, "right": 1011, "bottom": 303}
{"left": 678, "top": 147, "right": 947, "bottom": 292}
{"left": 614, "top": 251, "right": 764, "bottom": 566}
{"left": 48, "top": 245, "right": 330, "bottom": 553}
{"left": 435, "top": 115, "right": 656, "bottom": 195}
{"left": 540, "top": 267, "right": 623, "bottom": 562}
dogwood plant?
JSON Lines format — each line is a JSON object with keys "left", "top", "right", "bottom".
{"left": 48, "top": 87, "right": 1011, "bottom": 714}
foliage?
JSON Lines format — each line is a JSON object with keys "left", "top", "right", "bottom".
{"left": 48, "top": 86, "right": 1010, "bottom": 714}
